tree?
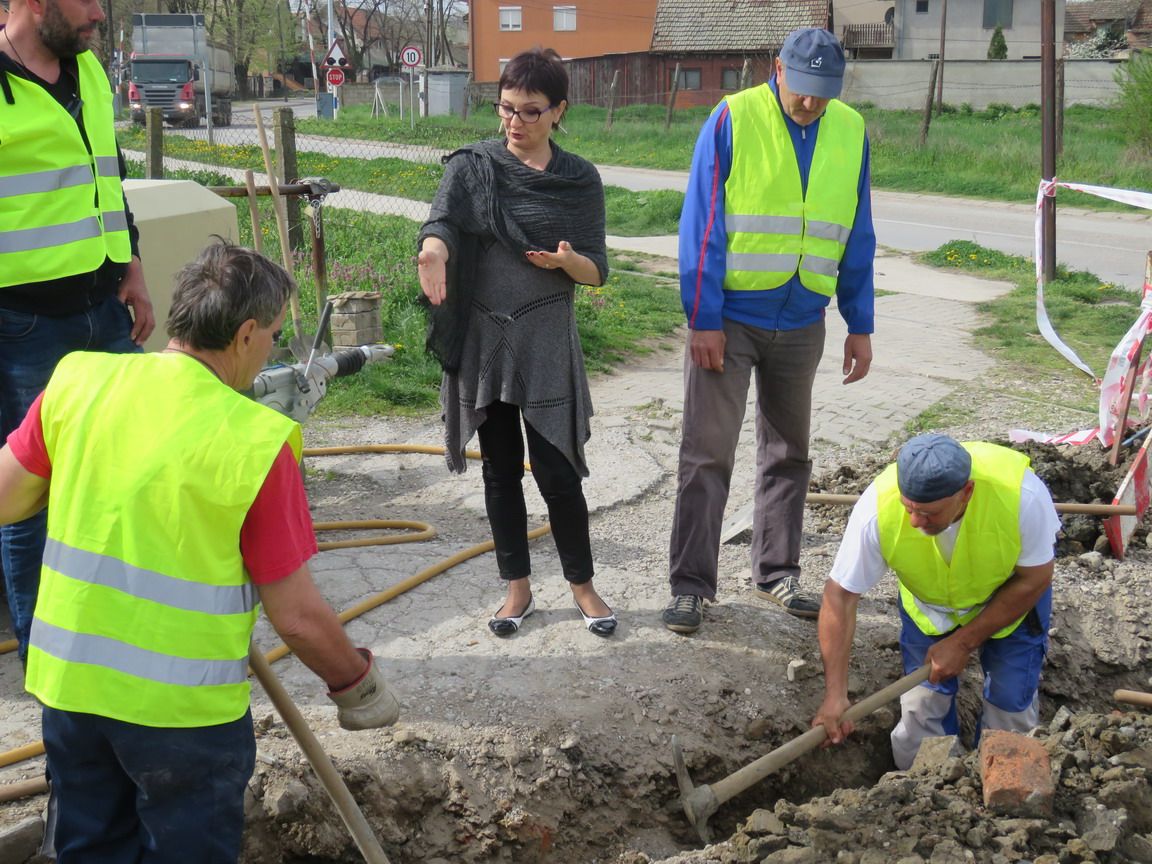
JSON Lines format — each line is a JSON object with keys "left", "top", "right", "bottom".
{"left": 987, "top": 25, "right": 1007, "bottom": 60}
{"left": 1116, "top": 49, "right": 1152, "bottom": 152}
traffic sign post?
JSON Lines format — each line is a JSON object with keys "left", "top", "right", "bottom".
{"left": 326, "top": 67, "right": 345, "bottom": 87}
{"left": 321, "top": 39, "right": 351, "bottom": 121}
{"left": 401, "top": 45, "right": 421, "bottom": 131}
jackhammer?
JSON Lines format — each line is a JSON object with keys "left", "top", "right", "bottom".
{"left": 249, "top": 298, "right": 394, "bottom": 422}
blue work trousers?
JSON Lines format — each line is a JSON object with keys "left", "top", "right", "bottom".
{"left": 891, "top": 588, "right": 1051, "bottom": 768}
{"left": 0, "top": 296, "right": 139, "bottom": 659}
{"left": 42, "top": 705, "right": 256, "bottom": 863}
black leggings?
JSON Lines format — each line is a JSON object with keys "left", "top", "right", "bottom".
{"left": 476, "top": 401, "right": 594, "bottom": 584}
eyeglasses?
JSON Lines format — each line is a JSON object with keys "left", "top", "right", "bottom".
{"left": 492, "top": 102, "right": 554, "bottom": 124}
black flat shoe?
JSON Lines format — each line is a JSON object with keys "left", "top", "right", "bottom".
{"left": 575, "top": 599, "right": 617, "bottom": 637}
{"left": 488, "top": 597, "right": 535, "bottom": 637}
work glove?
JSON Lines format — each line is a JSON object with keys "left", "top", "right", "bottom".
{"left": 327, "top": 648, "right": 401, "bottom": 730}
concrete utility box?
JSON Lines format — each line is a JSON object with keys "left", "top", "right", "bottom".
{"left": 329, "top": 292, "right": 383, "bottom": 346}
{"left": 426, "top": 70, "right": 469, "bottom": 117}
{"left": 123, "top": 179, "right": 239, "bottom": 352}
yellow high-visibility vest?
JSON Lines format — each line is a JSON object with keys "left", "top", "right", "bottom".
{"left": 876, "top": 442, "right": 1030, "bottom": 638}
{"left": 26, "top": 351, "right": 302, "bottom": 727}
{"left": 724, "top": 84, "right": 864, "bottom": 297}
{"left": 0, "top": 51, "right": 131, "bottom": 287}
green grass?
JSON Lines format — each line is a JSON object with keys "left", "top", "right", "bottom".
{"left": 296, "top": 102, "right": 711, "bottom": 170}
{"left": 295, "top": 101, "right": 1152, "bottom": 210}
{"left": 118, "top": 126, "right": 685, "bottom": 235}
{"left": 920, "top": 240, "right": 1140, "bottom": 377}
{"left": 125, "top": 159, "right": 682, "bottom": 415}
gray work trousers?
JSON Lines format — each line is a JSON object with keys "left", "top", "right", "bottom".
{"left": 669, "top": 318, "right": 826, "bottom": 600}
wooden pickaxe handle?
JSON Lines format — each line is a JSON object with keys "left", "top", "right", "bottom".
{"left": 1115, "top": 689, "right": 1152, "bottom": 708}
{"left": 709, "top": 665, "right": 931, "bottom": 808}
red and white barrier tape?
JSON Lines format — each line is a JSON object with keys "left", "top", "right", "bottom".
{"left": 1012, "top": 179, "right": 1152, "bottom": 447}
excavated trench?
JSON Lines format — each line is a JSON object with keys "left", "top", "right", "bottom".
{"left": 231, "top": 441, "right": 1152, "bottom": 864}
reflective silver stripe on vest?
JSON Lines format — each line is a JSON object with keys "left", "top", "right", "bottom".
{"left": 802, "top": 254, "right": 840, "bottom": 278}
{"left": 726, "top": 252, "right": 799, "bottom": 272}
{"left": 31, "top": 618, "right": 248, "bottom": 687}
{"left": 807, "top": 220, "right": 851, "bottom": 244}
{"left": 94, "top": 156, "right": 121, "bottom": 177}
{"left": 910, "top": 594, "right": 978, "bottom": 633}
{"left": 725, "top": 214, "right": 803, "bottom": 235}
{"left": 102, "top": 209, "right": 129, "bottom": 233}
{"left": 0, "top": 165, "right": 93, "bottom": 198}
{"left": 0, "top": 217, "right": 102, "bottom": 254}
{"left": 44, "top": 539, "right": 257, "bottom": 615}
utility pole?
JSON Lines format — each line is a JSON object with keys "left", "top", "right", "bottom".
{"left": 934, "top": 0, "right": 947, "bottom": 114}
{"left": 1041, "top": 0, "right": 1057, "bottom": 285}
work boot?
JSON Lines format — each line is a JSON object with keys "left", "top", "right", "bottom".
{"left": 755, "top": 575, "right": 820, "bottom": 619}
{"left": 662, "top": 594, "right": 703, "bottom": 634}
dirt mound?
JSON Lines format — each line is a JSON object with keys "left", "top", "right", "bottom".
{"left": 808, "top": 439, "right": 1143, "bottom": 556}
{"left": 640, "top": 709, "right": 1152, "bottom": 864}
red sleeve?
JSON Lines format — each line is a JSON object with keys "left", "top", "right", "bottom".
{"left": 241, "top": 443, "right": 318, "bottom": 584}
{"left": 6, "top": 392, "right": 51, "bottom": 478}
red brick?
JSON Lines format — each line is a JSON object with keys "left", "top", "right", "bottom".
{"left": 979, "top": 730, "right": 1054, "bottom": 817}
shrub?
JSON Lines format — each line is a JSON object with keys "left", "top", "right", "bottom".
{"left": 1115, "top": 50, "right": 1152, "bottom": 151}
{"left": 988, "top": 25, "right": 1008, "bottom": 60}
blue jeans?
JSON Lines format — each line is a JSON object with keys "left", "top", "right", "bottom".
{"left": 42, "top": 706, "right": 256, "bottom": 863}
{"left": 0, "top": 296, "right": 139, "bottom": 659}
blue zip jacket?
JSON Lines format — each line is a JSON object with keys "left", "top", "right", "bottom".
{"left": 679, "top": 78, "right": 876, "bottom": 334}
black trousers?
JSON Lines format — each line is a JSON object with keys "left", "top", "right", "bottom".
{"left": 476, "top": 400, "right": 594, "bottom": 584}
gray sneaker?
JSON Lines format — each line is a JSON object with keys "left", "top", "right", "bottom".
{"left": 662, "top": 594, "right": 704, "bottom": 634}
{"left": 755, "top": 576, "right": 821, "bottom": 619}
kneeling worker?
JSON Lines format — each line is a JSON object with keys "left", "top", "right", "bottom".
{"left": 0, "top": 242, "right": 400, "bottom": 862}
{"left": 813, "top": 433, "right": 1060, "bottom": 768}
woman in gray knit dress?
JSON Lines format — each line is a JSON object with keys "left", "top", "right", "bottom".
{"left": 416, "top": 48, "right": 616, "bottom": 638}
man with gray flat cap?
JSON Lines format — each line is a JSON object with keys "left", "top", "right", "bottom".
{"left": 664, "top": 27, "right": 876, "bottom": 634}
{"left": 813, "top": 434, "right": 1060, "bottom": 769}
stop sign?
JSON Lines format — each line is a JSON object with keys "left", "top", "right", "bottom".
{"left": 326, "top": 67, "right": 345, "bottom": 87}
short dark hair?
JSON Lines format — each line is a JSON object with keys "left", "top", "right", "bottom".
{"left": 498, "top": 47, "right": 568, "bottom": 108}
{"left": 166, "top": 241, "right": 293, "bottom": 351}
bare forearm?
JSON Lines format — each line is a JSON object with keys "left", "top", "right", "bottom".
{"left": 954, "top": 563, "right": 1052, "bottom": 652}
{"left": 562, "top": 251, "right": 603, "bottom": 286}
{"left": 819, "top": 582, "right": 860, "bottom": 698}
{"left": 257, "top": 568, "right": 366, "bottom": 690}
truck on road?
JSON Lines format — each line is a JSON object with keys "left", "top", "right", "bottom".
{"left": 128, "top": 13, "right": 234, "bottom": 127}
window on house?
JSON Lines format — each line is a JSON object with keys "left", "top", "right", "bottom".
{"left": 553, "top": 5, "right": 576, "bottom": 31}
{"left": 498, "top": 59, "right": 510, "bottom": 76}
{"left": 983, "top": 0, "right": 1013, "bottom": 29}
{"left": 499, "top": 6, "right": 522, "bottom": 31}
{"left": 915, "top": 0, "right": 929, "bottom": 12}
{"left": 673, "top": 68, "right": 701, "bottom": 90}
{"left": 721, "top": 68, "right": 741, "bottom": 90}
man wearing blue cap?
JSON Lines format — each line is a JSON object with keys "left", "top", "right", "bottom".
{"left": 664, "top": 28, "right": 875, "bottom": 634}
{"left": 812, "top": 434, "right": 1060, "bottom": 768}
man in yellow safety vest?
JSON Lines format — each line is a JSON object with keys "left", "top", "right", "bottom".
{"left": 664, "top": 27, "right": 876, "bottom": 634}
{"left": 813, "top": 433, "right": 1060, "bottom": 768}
{"left": 0, "top": 0, "right": 155, "bottom": 665}
{"left": 0, "top": 242, "right": 399, "bottom": 861}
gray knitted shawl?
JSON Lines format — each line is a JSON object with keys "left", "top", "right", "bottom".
{"left": 419, "top": 139, "right": 608, "bottom": 475}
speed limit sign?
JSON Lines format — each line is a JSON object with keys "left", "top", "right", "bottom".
{"left": 401, "top": 45, "right": 423, "bottom": 68}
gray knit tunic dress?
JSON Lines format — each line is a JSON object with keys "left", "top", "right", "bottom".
{"left": 421, "top": 142, "right": 608, "bottom": 476}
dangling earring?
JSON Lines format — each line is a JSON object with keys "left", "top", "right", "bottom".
{"left": 553, "top": 118, "right": 568, "bottom": 135}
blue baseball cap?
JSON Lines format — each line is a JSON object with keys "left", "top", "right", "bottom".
{"left": 779, "top": 28, "right": 846, "bottom": 99}
{"left": 896, "top": 434, "right": 973, "bottom": 503}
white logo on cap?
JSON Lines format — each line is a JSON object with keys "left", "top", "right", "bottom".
{"left": 810, "top": 57, "right": 823, "bottom": 69}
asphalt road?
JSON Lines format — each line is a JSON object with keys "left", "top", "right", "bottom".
{"left": 593, "top": 165, "right": 1152, "bottom": 289}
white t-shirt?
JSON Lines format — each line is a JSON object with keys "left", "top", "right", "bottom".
{"left": 828, "top": 469, "right": 1061, "bottom": 595}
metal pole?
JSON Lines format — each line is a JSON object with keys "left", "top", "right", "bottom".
{"left": 1041, "top": 0, "right": 1057, "bottom": 285}
{"left": 327, "top": 0, "right": 334, "bottom": 59}
{"left": 935, "top": 0, "right": 947, "bottom": 113}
